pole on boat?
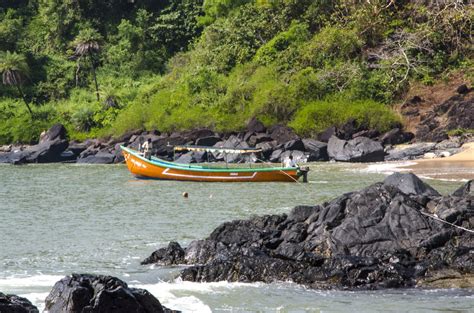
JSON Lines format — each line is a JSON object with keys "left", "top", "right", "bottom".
{"left": 224, "top": 152, "right": 228, "bottom": 168}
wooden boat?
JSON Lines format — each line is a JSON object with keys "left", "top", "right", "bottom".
{"left": 120, "top": 145, "right": 308, "bottom": 182}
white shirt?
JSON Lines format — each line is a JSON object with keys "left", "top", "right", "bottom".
{"left": 284, "top": 158, "right": 297, "bottom": 167}
{"left": 142, "top": 141, "right": 150, "bottom": 153}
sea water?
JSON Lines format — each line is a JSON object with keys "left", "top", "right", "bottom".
{"left": 0, "top": 163, "right": 472, "bottom": 312}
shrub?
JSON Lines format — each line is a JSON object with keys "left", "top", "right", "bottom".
{"left": 289, "top": 94, "right": 400, "bottom": 137}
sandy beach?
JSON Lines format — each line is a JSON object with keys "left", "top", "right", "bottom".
{"left": 400, "top": 142, "right": 474, "bottom": 181}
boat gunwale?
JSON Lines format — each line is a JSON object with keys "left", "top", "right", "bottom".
{"left": 120, "top": 145, "right": 299, "bottom": 173}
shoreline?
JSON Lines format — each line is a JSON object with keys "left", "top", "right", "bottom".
{"left": 398, "top": 142, "right": 474, "bottom": 181}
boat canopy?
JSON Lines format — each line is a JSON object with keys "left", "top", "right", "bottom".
{"left": 173, "top": 145, "right": 262, "bottom": 154}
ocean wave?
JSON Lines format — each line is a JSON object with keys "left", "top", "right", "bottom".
{"left": 0, "top": 274, "right": 62, "bottom": 288}
{"left": 362, "top": 161, "right": 416, "bottom": 175}
{"left": 131, "top": 280, "right": 269, "bottom": 313}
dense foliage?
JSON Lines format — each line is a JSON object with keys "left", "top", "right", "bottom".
{"left": 0, "top": 0, "right": 472, "bottom": 143}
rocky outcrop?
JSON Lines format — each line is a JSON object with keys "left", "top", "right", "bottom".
{"left": 0, "top": 124, "right": 69, "bottom": 164}
{"left": 327, "top": 136, "right": 385, "bottom": 162}
{"left": 400, "top": 87, "right": 474, "bottom": 143}
{"left": 44, "top": 274, "right": 178, "bottom": 313}
{"left": 143, "top": 174, "right": 474, "bottom": 290}
{"left": 302, "top": 139, "right": 328, "bottom": 161}
{"left": 0, "top": 293, "right": 38, "bottom": 313}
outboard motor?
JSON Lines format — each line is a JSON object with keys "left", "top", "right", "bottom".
{"left": 298, "top": 166, "right": 310, "bottom": 183}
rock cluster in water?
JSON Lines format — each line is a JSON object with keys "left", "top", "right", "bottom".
{"left": 0, "top": 292, "right": 38, "bottom": 313}
{"left": 44, "top": 274, "right": 178, "bottom": 313}
{"left": 142, "top": 173, "right": 474, "bottom": 289}
{"left": 1, "top": 274, "right": 179, "bottom": 313}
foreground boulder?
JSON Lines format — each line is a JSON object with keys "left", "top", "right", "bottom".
{"left": 327, "top": 136, "right": 385, "bottom": 162}
{"left": 143, "top": 174, "right": 474, "bottom": 289}
{"left": 0, "top": 292, "right": 38, "bottom": 313}
{"left": 45, "top": 274, "right": 177, "bottom": 313}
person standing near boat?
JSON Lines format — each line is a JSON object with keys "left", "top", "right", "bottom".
{"left": 284, "top": 155, "right": 297, "bottom": 168}
{"left": 142, "top": 138, "right": 152, "bottom": 159}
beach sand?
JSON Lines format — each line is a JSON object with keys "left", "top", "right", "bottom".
{"left": 399, "top": 142, "right": 474, "bottom": 181}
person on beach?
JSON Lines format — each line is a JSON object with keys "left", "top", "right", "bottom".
{"left": 284, "top": 155, "right": 297, "bottom": 167}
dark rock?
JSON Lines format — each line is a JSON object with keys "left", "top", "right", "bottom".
{"left": 213, "top": 135, "right": 249, "bottom": 163}
{"left": 338, "top": 118, "right": 365, "bottom": 140}
{"left": 248, "top": 134, "right": 273, "bottom": 147}
{"left": 0, "top": 292, "right": 38, "bottom": 313}
{"left": 385, "top": 143, "right": 436, "bottom": 161}
{"left": 269, "top": 149, "right": 284, "bottom": 163}
{"left": 410, "top": 96, "right": 422, "bottom": 104}
{"left": 268, "top": 125, "right": 299, "bottom": 145}
{"left": 66, "top": 141, "right": 88, "bottom": 157}
{"left": 116, "top": 129, "right": 144, "bottom": 143}
{"left": 112, "top": 143, "right": 126, "bottom": 163}
{"left": 352, "top": 129, "right": 380, "bottom": 139}
{"left": 28, "top": 139, "right": 69, "bottom": 163}
{"left": 256, "top": 141, "right": 277, "bottom": 159}
{"left": 280, "top": 150, "right": 307, "bottom": 164}
{"left": 456, "top": 84, "right": 470, "bottom": 94}
{"left": 195, "top": 136, "right": 221, "bottom": 147}
{"left": 379, "top": 128, "right": 414, "bottom": 146}
{"left": 142, "top": 173, "right": 474, "bottom": 290}
{"left": 178, "top": 129, "right": 215, "bottom": 143}
{"left": 153, "top": 135, "right": 188, "bottom": 157}
{"left": 77, "top": 151, "right": 116, "bottom": 164}
{"left": 142, "top": 242, "right": 185, "bottom": 265}
{"left": 247, "top": 117, "right": 266, "bottom": 133}
{"left": 175, "top": 151, "right": 207, "bottom": 164}
{"left": 383, "top": 173, "right": 440, "bottom": 197}
{"left": 318, "top": 126, "right": 337, "bottom": 143}
{"left": 302, "top": 139, "right": 328, "bottom": 161}
{"left": 44, "top": 274, "right": 174, "bottom": 313}
{"left": 39, "top": 123, "right": 67, "bottom": 143}
{"left": 435, "top": 137, "right": 462, "bottom": 150}
{"left": 0, "top": 139, "right": 69, "bottom": 164}
{"left": 327, "top": 136, "right": 385, "bottom": 162}
{"left": 282, "top": 139, "right": 305, "bottom": 151}
{"left": 452, "top": 180, "right": 473, "bottom": 198}
{"left": 288, "top": 205, "right": 320, "bottom": 223}
{"left": 414, "top": 94, "right": 474, "bottom": 142}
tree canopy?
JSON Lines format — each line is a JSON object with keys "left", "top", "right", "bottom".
{"left": 0, "top": 0, "right": 472, "bottom": 143}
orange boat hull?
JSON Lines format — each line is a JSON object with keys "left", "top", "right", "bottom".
{"left": 122, "top": 149, "right": 299, "bottom": 182}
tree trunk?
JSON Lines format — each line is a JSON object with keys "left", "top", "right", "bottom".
{"left": 89, "top": 52, "right": 100, "bottom": 101}
{"left": 16, "top": 84, "right": 33, "bottom": 116}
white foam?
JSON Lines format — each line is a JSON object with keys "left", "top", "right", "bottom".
{"left": 363, "top": 161, "right": 416, "bottom": 175}
{"left": 0, "top": 274, "right": 62, "bottom": 288}
{"left": 18, "top": 292, "right": 48, "bottom": 311}
{"left": 132, "top": 280, "right": 265, "bottom": 313}
{"left": 417, "top": 175, "right": 468, "bottom": 182}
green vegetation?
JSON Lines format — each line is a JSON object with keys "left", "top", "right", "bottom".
{"left": 0, "top": 0, "right": 472, "bottom": 144}
{"left": 447, "top": 129, "right": 474, "bottom": 137}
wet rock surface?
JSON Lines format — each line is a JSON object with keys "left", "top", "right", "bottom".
{"left": 0, "top": 292, "right": 38, "bottom": 313}
{"left": 143, "top": 173, "right": 474, "bottom": 290}
{"left": 44, "top": 274, "right": 178, "bottom": 313}
{"left": 327, "top": 136, "right": 385, "bottom": 162}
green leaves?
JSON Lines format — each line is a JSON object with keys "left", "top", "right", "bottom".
{"left": 0, "top": 50, "right": 30, "bottom": 84}
{"left": 72, "top": 28, "right": 102, "bottom": 57}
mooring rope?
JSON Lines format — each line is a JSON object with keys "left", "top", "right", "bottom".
{"left": 419, "top": 210, "right": 474, "bottom": 234}
{"left": 256, "top": 157, "right": 474, "bottom": 234}
{"left": 255, "top": 157, "right": 314, "bottom": 195}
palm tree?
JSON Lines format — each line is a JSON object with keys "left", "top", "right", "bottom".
{"left": 73, "top": 28, "right": 102, "bottom": 101}
{"left": 0, "top": 51, "right": 33, "bottom": 115}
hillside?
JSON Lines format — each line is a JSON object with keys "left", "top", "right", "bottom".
{"left": 0, "top": 0, "right": 472, "bottom": 144}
